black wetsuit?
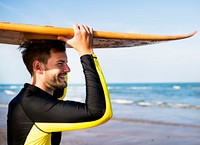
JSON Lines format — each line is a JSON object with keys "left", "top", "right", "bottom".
{"left": 7, "top": 55, "right": 109, "bottom": 145}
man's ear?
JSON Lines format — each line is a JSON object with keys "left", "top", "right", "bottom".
{"left": 32, "top": 60, "right": 44, "bottom": 74}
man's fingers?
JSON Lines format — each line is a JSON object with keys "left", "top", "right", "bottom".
{"left": 73, "top": 24, "right": 80, "bottom": 33}
{"left": 89, "top": 27, "right": 93, "bottom": 36}
{"left": 81, "top": 25, "right": 93, "bottom": 35}
{"left": 57, "top": 36, "right": 68, "bottom": 42}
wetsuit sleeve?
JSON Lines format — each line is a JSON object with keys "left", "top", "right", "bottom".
{"left": 24, "top": 54, "right": 112, "bottom": 133}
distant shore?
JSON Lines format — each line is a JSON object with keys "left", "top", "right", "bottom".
{"left": 1, "top": 118, "right": 200, "bottom": 145}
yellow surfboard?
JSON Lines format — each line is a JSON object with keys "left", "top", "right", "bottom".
{"left": 0, "top": 22, "right": 197, "bottom": 48}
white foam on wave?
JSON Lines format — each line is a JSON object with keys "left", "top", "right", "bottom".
{"left": 137, "top": 102, "right": 152, "bottom": 107}
{"left": 112, "top": 99, "right": 134, "bottom": 104}
{"left": 167, "top": 103, "right": 200, "bottom": 110}
{"left": 173, "top": 85, "right": 181, "bottom": 90}
{"left": 131, "top": 87, "right": 150, "bottom": 90}
{"left": 153, "top": 101, "right": 200, "bottom": 110}
{"left": 111, "top": 99, "right": 200, "bottom": 110}
{"left": 0, "top": 104, "right": 8, "bottom": 108}
{"left": 10, "top": 85, "right": 17, "bottom": 89}
{"left": 4, "top": 90, "right": 16, "bottom": 95}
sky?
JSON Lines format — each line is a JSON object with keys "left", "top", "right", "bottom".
{"left": 0, "top": 0, "right": 200, "bottom": 84}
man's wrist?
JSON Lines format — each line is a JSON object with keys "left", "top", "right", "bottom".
{"left": 78, "top": 49, "right": 94, "bottom": 57}
{"left": 80, "top": 53, "right": 96, "bottom": 59}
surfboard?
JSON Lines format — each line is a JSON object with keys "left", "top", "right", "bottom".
{"left": 0, "top": 22, "right": 197, "bottom": 48}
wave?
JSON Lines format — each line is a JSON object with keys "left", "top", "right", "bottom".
{"left": 172, "top": 85, "right": 181, "bottom": 90}
{"left": 112, "top": 99, "right": 134, "bottom": 104}
{"left": 107, "top": 84, "right": 188, "bottom": 93}
{"left": 108, "top": 86, "right": 152, "bottom": 90}
{"left": 9, "top": 85, "right": 18, "bottom": 89}
{"left": 0, "top": 104, "right": 8, "bottom": 108}
{"left": 111, "top": 99, "right": 200, "bottom": 110}
{"left": 4, "top": 90, "right": 16, "bottom": 95}
{"left": 131, "top": 87, "right": 152, "bottom": 90}
{"left": 160, "top": 103, "right": 200, "bottom": 110}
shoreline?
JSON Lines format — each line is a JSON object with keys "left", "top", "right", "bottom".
{"left": 1, "top": 118, "right": 200, "bottom": 145}
{"left": 112, "top": 118, "right": 200, "bottom": 129}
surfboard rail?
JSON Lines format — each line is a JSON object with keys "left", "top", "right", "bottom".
{"left": 0, "top": 22, "right": 197, "bottom": 48}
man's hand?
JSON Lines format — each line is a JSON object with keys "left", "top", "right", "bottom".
{"left": 58, "top": 24, "right": 93, "bottom": 56}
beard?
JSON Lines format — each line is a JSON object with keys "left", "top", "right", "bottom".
{"left": 46, "top": 73, "right": 67, "bottom": 90}
{"left": 44, "top": 67, "right": 67, "bottom": 90}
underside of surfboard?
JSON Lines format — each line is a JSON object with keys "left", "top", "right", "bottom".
{"left": 0, "top": 22, "right": 197, "bottom": 48}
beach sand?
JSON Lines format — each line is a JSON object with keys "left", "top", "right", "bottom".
{"left": 2, "top": 118, "right": 199, "bottom": 145}
{"left": 60, "top": 119, "right": 200, "bottom": 145}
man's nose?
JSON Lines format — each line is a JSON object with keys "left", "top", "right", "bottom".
{"left": 64, "top": 64, "right": 71, "bottom": 73}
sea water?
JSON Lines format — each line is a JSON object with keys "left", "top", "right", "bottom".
{"left": 0, "top": 83, "right": 200, "bottom": 127}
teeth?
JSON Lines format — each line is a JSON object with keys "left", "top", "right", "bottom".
{"left": 59, "top": 76, "right": 66, "bottom": 82}
{"left": 58, "top": 74, "right": 67, "bottom": 82}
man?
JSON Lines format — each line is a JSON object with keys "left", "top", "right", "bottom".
{"left": 7, "top": 24, "right": 112, "bottom": 145}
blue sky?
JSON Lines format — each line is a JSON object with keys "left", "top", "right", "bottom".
{"left": 0, "top": 0, "right": 200, "bottom": 84}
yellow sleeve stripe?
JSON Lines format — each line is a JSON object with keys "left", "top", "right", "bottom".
{"left": 36, "top": 54, "right": 112, "bottom": 132}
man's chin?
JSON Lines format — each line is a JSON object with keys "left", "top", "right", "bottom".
{"left": 51, "top": 83, "right": 67, "bottom": 90}
{"left": 59, "top": 82, "right": 67, "bottom": 88}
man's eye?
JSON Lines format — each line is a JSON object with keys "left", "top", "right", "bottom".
{"left": 57, "top": 63, "right": 63, "bottom": 66}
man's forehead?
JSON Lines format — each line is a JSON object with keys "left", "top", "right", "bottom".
{"left": 49, "top": 50, "right": 68, "bottom": 61}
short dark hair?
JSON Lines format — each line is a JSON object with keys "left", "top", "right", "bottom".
{"left": 19, "top": 40, "right": 66, "bottom": 76}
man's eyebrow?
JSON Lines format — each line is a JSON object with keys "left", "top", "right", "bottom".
{"left": 57, "top": 60, "right": 68, "bottom": 63}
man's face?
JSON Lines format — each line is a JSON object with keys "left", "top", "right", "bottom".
{"left": 43, "top": 49, "right": 70, "bottom": 90}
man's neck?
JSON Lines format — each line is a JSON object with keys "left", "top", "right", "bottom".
{"left": 31, "top": 77, "right": 54, "bottom": 95}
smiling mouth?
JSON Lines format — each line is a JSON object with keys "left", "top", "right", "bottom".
{"left": 58, "top": 75, "right": 67, "bottom": 83}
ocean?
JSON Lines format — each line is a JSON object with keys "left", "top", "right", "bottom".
{"left": 0, "top": 83, "right": 200, "bottom": 127}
